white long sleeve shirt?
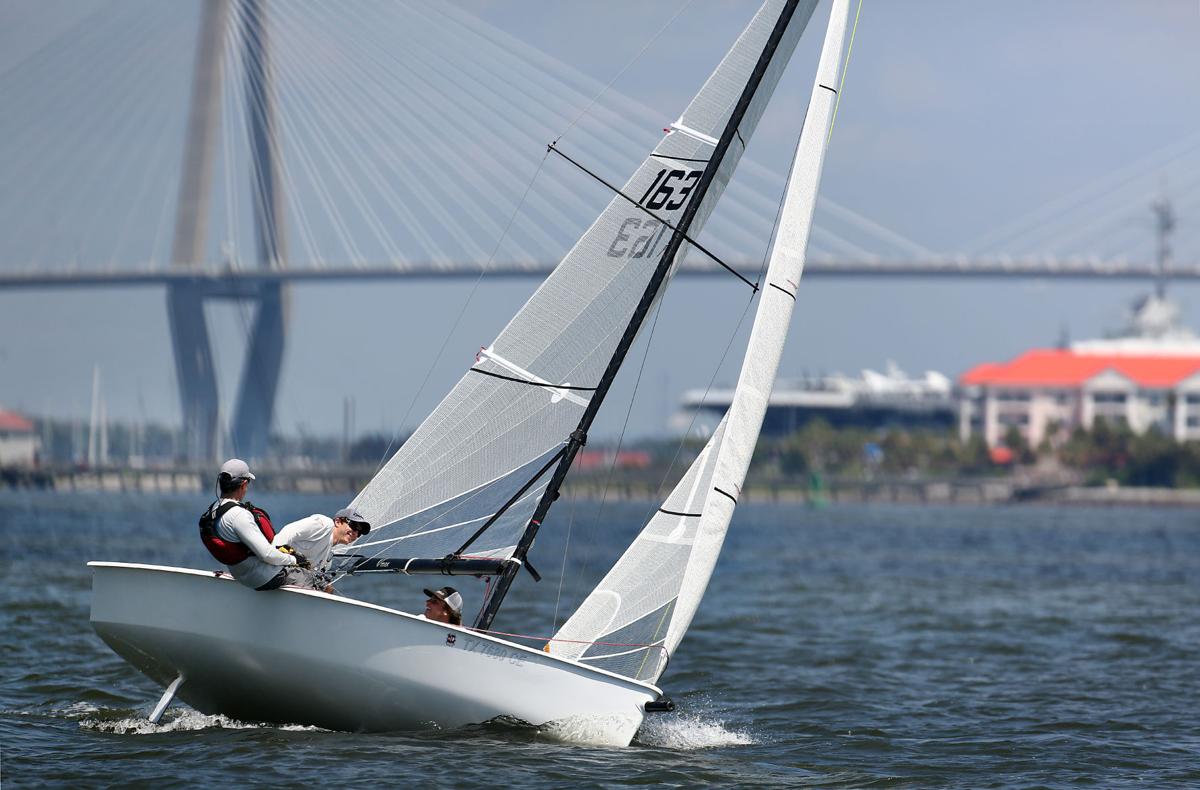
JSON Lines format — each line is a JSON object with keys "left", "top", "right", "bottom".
{"left": 211, "top": 498, "right": 296, "bottom": 589}
{"left": 272, "top": 514, "right": 336, "bottom": 571}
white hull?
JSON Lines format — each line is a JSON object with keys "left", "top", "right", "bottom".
{"left": 89, "top": 562, "right": 658, "bottom": 745}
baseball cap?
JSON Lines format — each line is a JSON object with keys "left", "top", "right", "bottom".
{"left": 423, "top": 586, "right": 463, "bottom": 616}
{"left": 219, "top": 458, "right": 255, "bottom": 481}
{"left": 335, "top": 506, "right": 371, "bottom": 535}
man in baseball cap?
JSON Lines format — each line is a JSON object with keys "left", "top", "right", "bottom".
{"left": 219, "top": 458, "right": 255, "bottom": 482}
{"left": 273, "top": 505, "right": 372, "bottom": 589}
{"left": 200, "top": 458, "right": 301, "bottom": 591}
{"left": 423, "top": 586, "right": 463, "bottom": 626}
{"left": 333, "top": 506, "right": 371, "bottom": 538}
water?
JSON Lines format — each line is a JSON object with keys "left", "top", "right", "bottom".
{"left": 2, "top": 492, "right": 1199, "bottom": 787}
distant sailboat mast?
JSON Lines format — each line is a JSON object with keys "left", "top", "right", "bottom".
{"left": 88, "top": 365, "right": 101, "bottom": 467}
{"left": 475, "top": 0, "right": 810, "bottom": 630}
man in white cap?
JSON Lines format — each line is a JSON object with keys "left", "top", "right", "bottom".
{"left": 272, "top": 506, "right": 371, "bottom": 588}
{"left": 199, "top": 458, "right": 299, "bottom": 591}
{"left": 423, "top": 586, "right": 464, "bottom": 626}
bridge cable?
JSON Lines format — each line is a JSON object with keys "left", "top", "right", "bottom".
{"left": 552, "top": 0, "right": 695, "bottom": 147}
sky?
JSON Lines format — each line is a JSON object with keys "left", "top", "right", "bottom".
{"left": 1, "top": 0, "right": 1199, "bottom": 442}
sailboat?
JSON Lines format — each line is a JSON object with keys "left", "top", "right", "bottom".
{"left": 90, "top": 0, "right": 851, "bottom": 746}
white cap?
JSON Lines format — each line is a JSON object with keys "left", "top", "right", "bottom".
{"left": 219, "top": 458, "right": 255, "bottom": 481}
{"left": 423, "top": 586, "right": 463, "bottom": 616}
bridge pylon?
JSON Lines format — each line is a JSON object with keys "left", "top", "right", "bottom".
{"left": 168, "top": 0, "right": 288, "bottom": 463}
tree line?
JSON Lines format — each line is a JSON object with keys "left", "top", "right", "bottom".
{"left": 737, "top": 418, "right": 1200, "bottom": 488}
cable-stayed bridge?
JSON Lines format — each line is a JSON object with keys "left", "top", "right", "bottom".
{"left": 4, "top": 256, "right": 1200, "bottom": 290}
{"left": 2, "top": 1, "right": 1198, "bottom": 459}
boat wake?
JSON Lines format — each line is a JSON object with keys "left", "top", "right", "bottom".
{"left": 635, "top": 713, "right": 756, "bottom": 750}
{"left": 44, "top": 700, "right": 747, "bottom": 747}
{"left": 78, "top": 708, "right": 323, "bottom": 735}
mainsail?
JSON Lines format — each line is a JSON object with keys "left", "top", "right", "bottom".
{"left": 551, "top": 0, "right": 853, "bottom": 683}
{"left": 350, "top": 1, "right": 816, "bottom": 575}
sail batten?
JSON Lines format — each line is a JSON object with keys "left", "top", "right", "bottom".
{"left": 553, "top": 0, "right": 852, "bottom": 683}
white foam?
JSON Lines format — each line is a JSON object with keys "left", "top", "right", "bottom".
{"left": 6, "top": 702, "right": 104, "bottom": 720}
{"left": 61, "top": 701, "right": 102, "bottom": 718}
{"left": 539, "top": 712, "right": 643, "bottom": 747}
{"left": 635, "top": 713, "right": 756, "bottom": 750}
{"left": 79, "top": 709, "right": 322, "bottom": 735}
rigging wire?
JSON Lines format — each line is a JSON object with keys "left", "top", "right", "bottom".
{"left": 827, "top": 0, "right": 863, "bottom": 144}
{"left": 552, "top": 475, "right": 581, "bottom": 631}
{"left": 365, "top": 147, "right": 554, "bottom": 478}
{"left": 641, "top": 165, "right": 792, "bottom": 514}
{"left": 563, "top": 280, "right": 671, "bottom": 618}
{"left": 645, "top": 284, "right": 757, "bottom": 519}
{"left": 551, "top": 0, "right": 695, "bottom": 147}
{"left": 752, "top": 113, "right": 802, "bottom": 285}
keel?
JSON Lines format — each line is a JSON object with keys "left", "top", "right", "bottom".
{"left": 149, "top": 674, "right": 185, "bottom": 724}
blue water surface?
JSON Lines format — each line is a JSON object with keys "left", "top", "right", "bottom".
{"left": 2, "top": 492, "right": 1198, "bottom": 787}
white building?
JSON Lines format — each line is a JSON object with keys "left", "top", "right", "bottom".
{"left": 0, "top": 407, "right": 38, "bottom": 466}
{"left": 959, "top": 295, "right": 1200, "bottom": 447}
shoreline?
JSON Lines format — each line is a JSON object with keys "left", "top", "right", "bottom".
{"left": 4, "top": 465, "right": 1200, "bottom": 507}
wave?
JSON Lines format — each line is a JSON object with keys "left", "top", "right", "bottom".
{"left": 636, "top": 713, "right": 756, "bottom": 750}
{"left": 78, "top": 709, "right": 323, "bottom": 735}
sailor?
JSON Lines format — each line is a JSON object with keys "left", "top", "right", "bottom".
{"left": 272, "top": 506, "right": 371, "bottom": 589}
{"left": 423, "top": 586, "right": 464, "bottom": 626}
{"left": 198, "top": 458, "right": 299, "bottom": 591}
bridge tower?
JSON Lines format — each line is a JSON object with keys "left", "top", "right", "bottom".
{"left": 1151, "top": 197, "right": 1175, "bottom": 300}
{"left": 168, "top": 0, "right": 288, "bottom": 462}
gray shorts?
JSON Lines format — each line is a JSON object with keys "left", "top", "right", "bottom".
{"left": 255, "top": 566, "right": 324, "bottom": 591}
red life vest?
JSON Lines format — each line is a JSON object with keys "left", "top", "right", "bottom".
{"left": 198, "top": 500, "right": 276, "bottom": 565}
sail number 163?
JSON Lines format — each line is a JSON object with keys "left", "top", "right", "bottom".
{"left": 606, "top": 167, "right": 700, "bottom": 260}
{"left": 637, "top": 168, "right": 700, "bottom": 211}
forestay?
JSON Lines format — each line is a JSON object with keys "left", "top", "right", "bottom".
{"left": 551, "top": 0, "right": 851, "bottom": 683}
{"left": 351, "top": 0, "right": 817, "bottom": 563}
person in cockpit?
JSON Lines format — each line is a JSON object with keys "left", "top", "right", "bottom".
{"left": 422, "top": 586, "right": 464, "bottom": 626}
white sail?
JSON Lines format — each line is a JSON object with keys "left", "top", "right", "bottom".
{"left": 351, "top": 0, "right": 817, "bottom": 562}
{"left": 552, "top": 0, "right": 852, "bottom": 682}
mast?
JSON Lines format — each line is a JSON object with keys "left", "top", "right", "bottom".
{"left": 88, "top": 365, "right": 101, "bottom": 467}
{"left": 474, "top": 0, "right": 804, "bottom": 630}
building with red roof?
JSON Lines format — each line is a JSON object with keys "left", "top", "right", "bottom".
{"left": 0, "top": 406, "right": 38, "bottom": 466}
{"left": 960, "top": 343, "right": 1200, "bottom": 447}
{"left": 959, "top": 292, "right": 1200, "bottom": 448}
